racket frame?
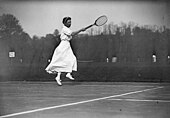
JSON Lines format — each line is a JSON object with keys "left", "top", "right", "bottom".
{"left": 84, "top": 15, "right": 107, "bottom": 30}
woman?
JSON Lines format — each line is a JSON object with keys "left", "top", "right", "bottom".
{"left": 45, "top": 17, "right": 86, "bottom": 85}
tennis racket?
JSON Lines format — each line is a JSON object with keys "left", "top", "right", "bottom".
{"left": 84, "top": 15, "right": 108, "bottom": 30}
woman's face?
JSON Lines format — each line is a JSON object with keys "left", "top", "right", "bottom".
{"left": 65, "top": 19, "right": 71, "bottom": 28}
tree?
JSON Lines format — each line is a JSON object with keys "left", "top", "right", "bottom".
{"left": 53, "top": 29, "right": 59, "bottom": 36}
{"left": 0, "top": 14, "right": 33, "bottom": 80}
{"left": 0, "top": 14, "right": 25, "bottom": 60}
{"left": 0, "top": 14, "right": 23, "bottom": 36}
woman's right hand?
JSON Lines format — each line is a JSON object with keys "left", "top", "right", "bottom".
{"left": 81, "top": 28, "right": 86, "bottom": 32}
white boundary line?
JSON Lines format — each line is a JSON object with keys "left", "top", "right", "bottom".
{"left": 108, "top": 98, "right": 170, "bottom": 103}
{"left": 78, "top": 84, "right": 156, "bottom": 88}
{"left": 0, "top": 86, "right": 163, "bottom": 118}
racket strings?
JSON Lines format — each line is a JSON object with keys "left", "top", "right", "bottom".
{"left": 95, "top": 16, "right": 107, "bottom": 26}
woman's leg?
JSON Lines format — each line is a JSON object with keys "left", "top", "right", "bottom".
{"left": 66, "top": 72, "right": 74, "bottom": 80}
{"left": 55, "top": 72, "right": 62, "bottom": 85}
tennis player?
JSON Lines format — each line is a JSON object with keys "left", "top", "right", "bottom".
{"left": 45, "top": 17, "right": 86, "bottom": 85}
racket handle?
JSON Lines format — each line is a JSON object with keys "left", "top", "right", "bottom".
{"left": 84, "top": 24, "right": 94, "bottom": 30}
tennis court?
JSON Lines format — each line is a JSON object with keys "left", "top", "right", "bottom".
{"left": 0, "top": 81, "right": 170, "bottom": 118}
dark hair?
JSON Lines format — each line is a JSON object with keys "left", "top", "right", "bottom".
{"left": 62, "top": 17, "right": 71, "bottom": 25}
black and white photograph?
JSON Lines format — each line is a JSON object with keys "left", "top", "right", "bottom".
{"left": 0, "top": 0, "right": 170, "bottom": 118}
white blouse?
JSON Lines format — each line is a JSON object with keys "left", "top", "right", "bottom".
{"left": 60, "top": 25, "right": 72, "bottom": 41}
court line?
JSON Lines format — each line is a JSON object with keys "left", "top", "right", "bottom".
{"left": 0, "top": 86, "right": 163, "bottom": 118}
{"left": 108, "top": 98, "right": 170, "bottom": 103}
{"left": 78, "top": 84, "right": 156, "bottom": 88}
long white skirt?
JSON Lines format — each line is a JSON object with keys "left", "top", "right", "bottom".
{"left": 45, "top": 40, "right": 77, "bottom": 73}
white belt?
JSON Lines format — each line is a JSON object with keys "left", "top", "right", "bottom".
{"left": 61, "top": 39, "right": 69, "bottom": 41}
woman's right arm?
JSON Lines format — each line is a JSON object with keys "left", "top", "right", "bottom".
{"left": 71, "top": 28, "right": 86, "bottom": 36}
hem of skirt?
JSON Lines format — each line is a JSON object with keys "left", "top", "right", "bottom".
{"left": 46, "top": 69, "right": 77, "bottom": 74}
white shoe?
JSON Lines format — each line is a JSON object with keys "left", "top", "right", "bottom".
{"left": 66, "top": 73, "right": 75, "bottom": 80}
{"left": 55, "top": 76, "right": 62, "bottom": 86}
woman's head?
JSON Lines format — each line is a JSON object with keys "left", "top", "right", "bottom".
{"left": 62, "top": 17, "right": 71, "bottom": 28}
